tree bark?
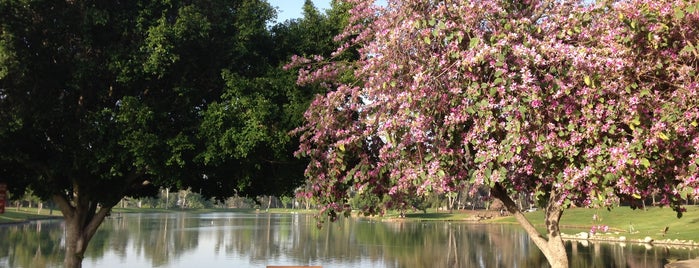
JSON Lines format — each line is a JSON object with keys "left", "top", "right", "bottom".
{"left": 491, "top": 182, "right": 568, "bottom": 268}
{"left": 53, "top": 192, "right": 112, "bottom": 268}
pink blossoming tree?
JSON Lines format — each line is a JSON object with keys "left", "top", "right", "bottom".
{"left": 292, "top": 0, "right": 699, "bottom": 267}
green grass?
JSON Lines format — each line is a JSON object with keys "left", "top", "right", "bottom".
{"left": 487, "top": 206, "right": 699, "bottom": 242}
{"left": 0, "top": 207, "right": 62, "bottom": 224}
{"left": 403, "top": 212, "right": 474, "bottom": 221}
{"left": 1, "top": 207, "right": 308, "bottom": 224}
{"left": 112, "top": 207, "right": 321, "bottom": 214}
{"left": 267, "top": 208, "right": 318, "bottom": 214}
{"left": 112, "top": 207, "right": 257, "bottom": 214}
{"left": 335, "top": 208, "right": 483, "bottom": 222}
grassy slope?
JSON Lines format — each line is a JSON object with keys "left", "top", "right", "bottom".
{"left": 0, "top": 207, "right": 62, "bottom": 224}
{"left": 487, "top": 206, "right": 699, "bottom": 242}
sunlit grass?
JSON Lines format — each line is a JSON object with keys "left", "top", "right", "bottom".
{"left": 0, "top": 207, "right": 61, "bottom": 224}
{"left": 112, "top": 207, "right": 256, "bottom": 214}
{"left": 487, "top": 206, "right": 699, "bottom": 242}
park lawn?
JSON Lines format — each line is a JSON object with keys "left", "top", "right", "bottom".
{"left": 487, "top": 206, "right": 699, "bottom": 242}
{"left": 394, "top": 210, "right": 475, "bottom": 221}
{"left": 0, "top": 207, "right": 62, "bottom": 224}
{"left": 112, "top": 207, "right": 257, "bottom": 214}
{"left": 1, "top": 207, "right": 300, "bottom": 224}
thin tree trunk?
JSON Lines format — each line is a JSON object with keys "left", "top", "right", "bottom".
{"left": 491, "top": 182, "right": 568, "bottom": 268}
{"left": 165, "top": 188, "right": 170, "bottom": 209}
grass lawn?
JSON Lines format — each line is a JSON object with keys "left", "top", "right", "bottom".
{"left": 1, "top": 207, "right": 308, "bottom": 224}
{"left": 112, "top": 207, "right": 257, "bottom": 214}
{"left": 111, "top": 207, "right": 320, "bottom": 214}
{"left": 486, "top": 206, "right": 699, "bottom": 243}
{"left": 0, "top": 207, "right": 62, "bottom": 224}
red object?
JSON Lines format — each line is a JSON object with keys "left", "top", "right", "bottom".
{"left": 0, "top": 183, "right": 6, "bottom": 214}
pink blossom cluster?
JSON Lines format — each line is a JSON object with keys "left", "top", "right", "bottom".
{"left": 293, "top": 0, "right": 699, "bottom": 223}
{"left": 590, "top": 225, "right": 609, "bottom": 235}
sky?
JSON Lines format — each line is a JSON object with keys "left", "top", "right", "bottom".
{"left": 267, "top": 0, "right": 332, "bottom": 23}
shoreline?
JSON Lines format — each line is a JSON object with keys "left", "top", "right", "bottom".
{"left": 0, "top": 215, "right": 63, "bottom": 226}
{"left": 6, "top": 208, "right": 699, "bottom": 249}
{"left": 561, "top": 232, "right": 699, "bottom": 248}
{"left": 366, "top": 213, "right": 699, "bottom": 249}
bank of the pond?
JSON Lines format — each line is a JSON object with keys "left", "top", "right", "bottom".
{"left": 329, "top": 206, "right": 699, "bottom": 249}
{"left": 0, "top": 208, "right": 62, "bottom": 225}
{"left": 485, "top": 206, "right": 699, "bottom": 248}
{"left": 9, "top": 205, "right": 699, "bottom": 248}
{"left": 111, "top": 207, "right": 321, "bottom": 215}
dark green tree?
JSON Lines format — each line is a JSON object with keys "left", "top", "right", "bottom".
{"left": 198, "top": 0, "right": 353, "bottom": 198}
{"left": 0, "top": 0, "right": 281, "bottom": 267}
{"left": 1, "top": 0, "right": 350, "bottom": 266}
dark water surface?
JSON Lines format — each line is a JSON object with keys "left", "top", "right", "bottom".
{"left": 1, "top": 212, "right": 697, "bottom": 267}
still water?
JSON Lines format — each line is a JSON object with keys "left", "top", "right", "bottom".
{"left": 1, "top": 212, "right": 698, "bottom": 267}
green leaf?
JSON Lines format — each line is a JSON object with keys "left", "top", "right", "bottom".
{"left": 640, "top": 158, "right": 650, "bottom": 168}
{"left": 469, "top": 37, "right": 480, "bottom": 49}
{"left": 424, "top": 36, "right": 431, "bottom": 45}
{"left": 680, "top": 44, "right": 696, "bottom": 55}
{"left": 631, "top": 117, "right": 641, "bottom": 126}
{"left": 583, "top": 76, "right": 592, "bottom": 87}
{"left": 640, "top": 89, "right": 650, "bottom": 97}
{"left": 674, "top": 6, "right": 686, "bottom": 20}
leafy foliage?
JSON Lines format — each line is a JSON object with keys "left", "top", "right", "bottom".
{"left": 292, "top": 0, "right": 699, "bottom": 266}
{"left": 0, "top": 0, "right": 349, "bottom": 266}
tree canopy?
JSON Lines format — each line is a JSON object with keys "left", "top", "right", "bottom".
{"left": 292, "top": 0, "right": 699, "bottom": 267}
{"left": 0, "top": 0, "right": 348, "bottom": 266}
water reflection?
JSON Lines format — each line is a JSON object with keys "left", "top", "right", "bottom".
{"left": 0, "top": 213, "right": 697, "bottom": 267}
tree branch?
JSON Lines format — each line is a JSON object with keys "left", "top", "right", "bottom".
{"left": 491, "top": 182, "right": 551, "bottom": 256}
{"left": 52, "top": 193, "right": 75, "bottom": 219}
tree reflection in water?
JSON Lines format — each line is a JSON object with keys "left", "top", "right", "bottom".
{"left": 0, "top": 213, "right": 698, "bottom": 267}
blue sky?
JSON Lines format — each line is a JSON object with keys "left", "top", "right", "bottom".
{"left": 267, "top": 0, "right": 332, "bottom": 23}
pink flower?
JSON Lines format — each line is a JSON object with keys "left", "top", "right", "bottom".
{"left": 531, "top": 99, "right": 542, "bottom": 108}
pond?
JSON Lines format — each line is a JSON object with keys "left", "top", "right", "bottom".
{"left": 1, "top": 212, "right": 698, "bottom": 267}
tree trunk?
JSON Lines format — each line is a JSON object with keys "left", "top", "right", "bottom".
{"left": 53, "top": 192, "right": 112, "bottom": 268}
{"left": 165, "top": 188, "right": 170, "bottom": 209}
{"left": 491, "top": 183, "right": 568, "bottom": 268}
